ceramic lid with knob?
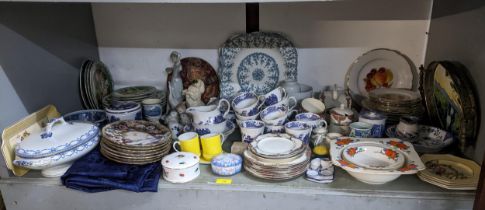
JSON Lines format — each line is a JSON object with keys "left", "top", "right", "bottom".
{"left": 162, "top": 152, "right": 199, "bottom": 169}
{"left": 15, "top": 117, "right": 99, "bottom": 159}
{"left": 360, "top": 110, "right": 386, "bottom": 121}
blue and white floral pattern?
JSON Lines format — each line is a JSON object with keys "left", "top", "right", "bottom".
{"left": 219, "top": 32, "right": 298, "bottom": 99}
{"left": 237, "top": 52, "right": 279, "bottom": 95}
{"left": 15, "top": 125, "right": 99, "bottom": 159}
{"left": 195, "top": 128, "right": 211, "bottom": 136}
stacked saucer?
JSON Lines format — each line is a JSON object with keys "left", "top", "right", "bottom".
{"left": 100, "top": 120, "right": 172, "bottom": 165}
{"left": 362, "top": 88, "right": 424, "bottom": 124}
{"left": 244, "top": 133, "right": 310, "bottom": 181}
{"left": 417, "top": 154, "right": 480, "bottom": 190}
{"left": 103, "top": 86, "right": 166, "bottom": 113}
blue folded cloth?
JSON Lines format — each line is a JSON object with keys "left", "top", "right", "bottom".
{"left": 61, "top": 147, "right": 161, "bottom": 193}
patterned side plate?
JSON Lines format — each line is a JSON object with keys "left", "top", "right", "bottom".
{"left": 218, "top": 32, "right": 297, "bottom": 99}
{"left": 102, "top": 120, "right": 171, "bottom": 147}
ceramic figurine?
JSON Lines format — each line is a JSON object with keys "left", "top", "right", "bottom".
{"left": 168, "top": 51, "right": 184, "bottom": 109}
{"left": 166, "top": 110, "right": 183, "bottom": 139}
{"left": 184, "top": 79, "right": 205, "bottom": 108}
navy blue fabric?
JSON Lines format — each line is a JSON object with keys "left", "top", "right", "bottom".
{"left": 61, "top": 147, "right": 161, "bottom": 193}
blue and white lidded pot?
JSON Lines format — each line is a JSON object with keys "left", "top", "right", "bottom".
{"left": 210, "top": 154, "right": 242, "bottom": 176}
{"left": 358, "top": 110, "right": 387, "bottom": 138}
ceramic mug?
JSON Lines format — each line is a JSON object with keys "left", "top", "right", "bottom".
{"left": 200, "top": 133, "right": 224, "bottom": 161}
{"left": 260, "top": 105, "right": 295, "bottom": 126}
{"left": 239, "top": 120, "right": 265, "bottom": 143}
{"left": 194, "top": 120, "right": 227, "bottom": 136}
{"left": 232, "top": 92, "right": 263, "bottom": 116}
{"left": 295, "top": 112, "right": 327, "bottom": 129}
{"left": 173, "top": 132, "right": 201, "bottom": 157}
{"left": 301, "top": 98, "right": 325, "bottom": 114}
{"left": 259, "top": 87, "right": 287, "bottom": 107}
{"left": 349, "top": 122, "right": 372, "bottom": 138}
{"left": 264, "top": 124, "right": 285, "bottom": 133}
{"left": 284, "top": 121, "right": 312, "bottom": 144}
{"left": 396, "top": 116, "right": 419, "bottom": 137}
{"left": 142, "top": 98, "right": 162, "bottom": 122}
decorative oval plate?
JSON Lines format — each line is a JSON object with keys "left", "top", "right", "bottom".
{"left": 218, "top": 32, "right": 297, "bottom": 99}
{"left": 342, "top": 143, "right": 405, "bottom": 170}
{"left": 345, "top": 48, "right": 418, "bottom": 106}
{"left": 421, "top": 61, "right": 479, "bottom": 155}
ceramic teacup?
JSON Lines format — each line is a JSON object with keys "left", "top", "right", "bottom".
{"left": 264, "top": 124, "right": 285, "bottom": 133}
{"left": 235, "top": 110, "right": 260, "bottom": 121}
{"left": 194, "top": 120, "right": 227, "bottom": 136}
{"left": 284, "top": 121, "right": 312, "bottom": 144}
{"left": 232, "top": 92, "right": 263, "bottom": 116}
{"left": 301, "top": 98, "right": 325, "bottom": 114}
{"left": 173, "top": 132, "right": 201, "bottom": 157}
{"left": 200, "top": 133, "right": 224, "bottom": 161}
{"left": 142, "top": 98, "right": 162, "bottom": 122}
{"left": 271, "top": 96, "right": 297, "bottom": 111}
{"left": 295, "top": 112, "right": 327, "bottom": 129}
{"left": 349, "top": 122, "right": 372, "bottom": 138}
{"left": 396, "top": 116, "right": 419, "bottom": 137}
{"left": 260, "top": 105, "right": 294, "bottom": 126}
{"left": 259, "top": 87, "right": 287, "bottom": 107}
{"left": 239, "top": 120, "right": 265, "bottom": 143}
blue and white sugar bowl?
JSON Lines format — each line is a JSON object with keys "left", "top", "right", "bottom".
{"left": 358, "top": 110, "right": 387, "bottom": 138}
{"left": 211, "top": 154, "right": 242, "bottom": 176}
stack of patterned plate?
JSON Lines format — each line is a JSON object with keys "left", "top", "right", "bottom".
{"left": 100, "top": 120, "right": 172, "bottom": 165}
{"left": 102, "top": 86, "right": 166, "bottom": 111}
{"left": 244, "top": 133, "right": 310, "bottom": 181}
{"left": 79, "top": 60, "right": 114, "bottom": 109}
{"left": 362, "top": 88, "right": 424, "bottom": 124}
{"left": 417, "top": 154, "right": 480, "bottom": 190}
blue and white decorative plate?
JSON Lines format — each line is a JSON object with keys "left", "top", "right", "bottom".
{"left": 218, "top": 32, "right": 298, "bottom": 99}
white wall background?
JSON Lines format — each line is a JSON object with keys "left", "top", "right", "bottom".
{"left": 93, "top": 0, "right": 432, "bottom": 91}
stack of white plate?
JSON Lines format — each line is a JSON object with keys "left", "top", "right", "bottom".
{"left": 244, "top": 133, "right": 310, "bottom": 181}
{"left": 79, "top": 60, "right": 114, "bottom": 109}
{"left": 100, "top": 120, "right": 172, "bottom": 165}
{"left": 417, "top": 154, "right": 480, "bottom": 190}
{"left": 102, "top": 86, "right": 166, "bottom": 113}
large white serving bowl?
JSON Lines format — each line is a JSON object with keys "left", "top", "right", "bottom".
{"left": 347, "top": 171, "right": 402, "bottom": 185}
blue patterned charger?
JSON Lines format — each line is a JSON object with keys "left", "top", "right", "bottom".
{"left": 218, "top": 32, "right": 298, "bottom": 100}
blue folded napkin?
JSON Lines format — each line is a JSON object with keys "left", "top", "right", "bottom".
{"left": 61, "top": 147, "right": 161, "bottom": 193}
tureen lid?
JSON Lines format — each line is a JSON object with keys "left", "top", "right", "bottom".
{"left": 162, "top": 152, "right": 199, "bottom": 169}
{"left": 211, "top": 154, "right": 242, "bottom": 167}
{"left": 331, "top": 104, "right": 353, "bottom": 116}
{"left": 360, "top": 110, "right": 386, "bottom": 120}
{"left": 15, "top": 117, "right": 99, "bottom": 158}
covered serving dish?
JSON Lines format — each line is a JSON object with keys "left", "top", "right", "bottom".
{"left": 211, "top": 153, "right": 242, "bottom": 176}
{"left": 330, "top": 137, "right": 424, "bottom": 185}
{"left": 161, "top": 152, "right": 200, "bottom": 183}
{"left": 13, "top": 117, "right": 100, "bottom": 177}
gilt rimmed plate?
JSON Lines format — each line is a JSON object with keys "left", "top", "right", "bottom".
{"left": 102, "top": 120, "right": 171, "bottom": 147}
{"left": 250, "top": 133, "right": 301, "bottom": 157}
{"left": 218, "top": 32, "right": 297, "bottom": 99}
{"left": 345, "top": 48, "right": 418, "bottom": 106}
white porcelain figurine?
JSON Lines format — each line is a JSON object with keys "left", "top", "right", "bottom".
{"left": 168, "top": 51, "right": 184, "bottom": 109}
{"left": 184, "top": 79, "right": 205, "bottom": 108}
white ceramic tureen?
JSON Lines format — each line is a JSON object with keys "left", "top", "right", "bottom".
{"left": 330, "top": 137, "right": 424, "bottom": 185}
{"left": 13, "top": 117, "right": 100, "bottom": 177}
{"left": 161, "top": 152, "right": 200, "bottom": 183}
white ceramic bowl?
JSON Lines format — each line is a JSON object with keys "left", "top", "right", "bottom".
{"left": 347, "top": 171, "right": 402, "bottom": 185}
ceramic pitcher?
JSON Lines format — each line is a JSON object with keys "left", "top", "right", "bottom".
{"left": 186, "top": 99, "right": 230, "bottom": 126}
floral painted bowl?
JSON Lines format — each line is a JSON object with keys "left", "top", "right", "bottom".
{"left": 330, "top": 137, "right": 425, "bottom": 185}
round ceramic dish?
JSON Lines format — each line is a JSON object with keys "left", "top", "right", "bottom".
{"left": 341, "top": 143, "right": 405, "bottom": 171}
{"left": 330, "top": 137, "right": 425, "bottom": 185}
{"left": 15, "top": 118, "right": 99, "bottom": 159}
{"left": 63, "top": 109, "right": 107, "bottom": 127}
{"left": 161, "top": 152, "right": 200, "bottom": 183}
{"left": 211, "top": 154, "right": 242, "bottom": 176}
{"left": 102, "top": 120, "right": 171, "bottom": 147}
{"left": 386, "top": 125, "right": 454, "bottom": 153}
{"left": 345, "top": 48, "right": 418, "bottom": 106}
